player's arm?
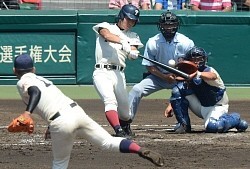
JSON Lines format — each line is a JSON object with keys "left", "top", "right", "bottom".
{"left": 98, "top": 27, "right": 139, "bottom": 56}
{"left": 7, "top": 86, "right": 40, "bottom": 134}
{"left": 98, "top": 27, "right": 122, "bottom": 44}
{"left": 146, "top": 66, "right": 175, "bottom": 83}
{"left": 197, "top": 71, "right": 217, "bottom": 81}
{"left": 25, "top": 86, "right": 41, "bottom": 114}
{"left": 164, "top": 102, "right": 173, "bottom": 118}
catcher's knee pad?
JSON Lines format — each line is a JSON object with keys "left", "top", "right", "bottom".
{"left": 170, "top": 82, "right": 193, "bottom": 101}
{"left": 170, "top": 82, "right": 186, "bottom": 100}
{"left": 206, "top": 118, "right": 225, "bottom": 133}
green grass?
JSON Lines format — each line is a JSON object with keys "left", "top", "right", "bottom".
{"left": 0, "top": 85, "right": 249, "bottom": 100}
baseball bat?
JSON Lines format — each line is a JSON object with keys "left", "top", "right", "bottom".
{"left": 138, "top": 54, "right": 190, "bottom": 79}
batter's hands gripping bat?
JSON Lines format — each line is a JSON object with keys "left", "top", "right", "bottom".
{"left": 138, "top": 54, "right": 190, "bottom": 79}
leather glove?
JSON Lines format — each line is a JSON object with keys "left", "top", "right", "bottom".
{"left": 7, "top": 113, "right": 34, "bottom": 134}
{"left": 128, "top": 50, "right": 139, "bottom": 60}
{"left": 120, "top": 39, "right": 131, "bottom": 53}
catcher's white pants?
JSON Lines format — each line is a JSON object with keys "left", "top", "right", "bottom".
{"left": 49, "top": 104, "right": 124, "bottom": 169}
{"left": 186, "top": 93, "right": 229, "bottom": 128}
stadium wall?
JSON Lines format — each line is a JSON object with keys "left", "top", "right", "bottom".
{"left": 0, "top": 10, "right": 249, "bottom": 86}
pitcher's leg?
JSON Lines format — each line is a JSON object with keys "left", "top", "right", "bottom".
{"left": 50, "top": 124, "right": 75, "bottom": 169}
{"left": 77, "top": 114, "right": 164, "bottom": 167}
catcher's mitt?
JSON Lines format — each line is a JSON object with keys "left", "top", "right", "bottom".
{"left": 7, "top": 114, "right": 34, "bottom": 134}
{"left": 175, "top": 60, "right": 198, "bottom": 75}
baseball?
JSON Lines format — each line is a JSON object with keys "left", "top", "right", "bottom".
{"left": 168, "top": 59, "right": 176, "bottom": 67}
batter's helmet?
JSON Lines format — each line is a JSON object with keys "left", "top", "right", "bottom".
{"left": 157, "top": 11, "right": 179, "bottom": 42}
{"left": 118, "top": 4, "right": 140, "bottom": 25}
{"left": 184, "top": 46, "right": 208, "bottom": 69}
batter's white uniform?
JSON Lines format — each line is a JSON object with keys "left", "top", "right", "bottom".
{"left": 92, "top": 22, "right": 143, "bottom": 120}
{"left": 186, "top": 67, "right": 229, "bottom": 128}
{"left": 17, "top": 72, "right": 124, "bottom": 169}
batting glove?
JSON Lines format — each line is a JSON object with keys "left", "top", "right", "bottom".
{"left": 128, "top": 50, "right": 139, "bottom": 60}
{"left": 120, "top": 39, "right": 131, "bottom": 53}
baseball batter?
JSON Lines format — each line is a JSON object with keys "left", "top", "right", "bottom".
{"left": 128, "top": 11, "right": 194, "bottom": 133}
{"left": 165, "top": 46, "right": 248, "bottom": 133}
{"left": 92, "top": 4, "right": 143, "bottom": 137}
{"left": 11, "top": 54, "right": 164, "bottom": 168}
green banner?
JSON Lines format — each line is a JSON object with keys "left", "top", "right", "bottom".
{"left": 0, "top": 32, "right": 76, "bottom": 75}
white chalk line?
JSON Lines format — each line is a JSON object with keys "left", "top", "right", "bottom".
{"left": 0, "top": 124, "right": 246, "bottom": 146}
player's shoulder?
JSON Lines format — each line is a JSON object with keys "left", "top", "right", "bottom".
{"left": 18, "top": 72, "right": 36, "bottom": 87}
{"left": 204, "top": 66, "right": 220, "bottom": 74}
{"left": 21, "top": 72, "right": 36, "bottom": 79}
{"left": 175, "top": 32, "right": 193, "bottom": 41}
{"left": 94, "top": 22, "right": 111, "bottom": 28}
{"left": 207, "top": 66, "right": 218, "bottom": 71}
{"left": 125, "top": 31, "right": 139, "bottom": 38}
{"left": 147, "top": 33, "right": 164, "bottom": 43}
{"left": 150, "top": 33, "right": 162, "bottom": 39}
{"left": 92, "top": 22, "right": 114, "bottom": 33}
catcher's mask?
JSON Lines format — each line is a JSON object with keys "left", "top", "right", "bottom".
{"left": 157, "top": 11, "right": 179, "bottom": 42}
{"left": 117, "top": 4, "right": 140, "bottom": 26}
{"left": 184, "top": 46, "right": 208, "bottom": 69}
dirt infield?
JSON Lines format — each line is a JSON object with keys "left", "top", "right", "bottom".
{"left": 0, "top": 99, "right": 250, "bottom": 169}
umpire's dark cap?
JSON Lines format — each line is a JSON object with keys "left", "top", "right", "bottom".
{"left": 14, "top": 54, "right": 34, "bottom": 70}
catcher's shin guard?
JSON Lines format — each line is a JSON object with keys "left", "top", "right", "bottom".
{"left": 138, "top": 148, "right": 164, "bottom": 167}
{"left": 170, "top": 98, "right": 191, "bottom": 133}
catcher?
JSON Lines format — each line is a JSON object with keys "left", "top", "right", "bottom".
{"left": 8, "top": 54, "right": 164, "bottom": 168}
{"left": 165, "top": 46, "right": 248, "bottom": 133}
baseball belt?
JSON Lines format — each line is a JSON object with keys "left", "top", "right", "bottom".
{"left": 49, "top": 102, "right": 77, "bottom": 121}
{"left": 95, "top": 63, "right": 124, "bottom": 71}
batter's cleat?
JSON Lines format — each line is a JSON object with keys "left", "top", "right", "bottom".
{"left": 138, "top": 148, "right": 164, "bottom": 167}
{"left": 114, "top": 127, "right": 126, "bottom": 137}
{"left": 122, "top": 124, "right": 135, "bottom": 137}
{"left": 174, "top": 123, "right": 191, "bottom": 134}
{"left": 236, "top": 120, "right": 248, "bottom": 132}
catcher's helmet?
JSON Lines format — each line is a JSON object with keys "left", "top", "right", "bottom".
{"left": 118, "top": 4, "right": 140, "bottom": 25}
{"left": 157, "top": 11, "right": 179, "bottom": 42}
{"left": 184, "top": 46, "right": 208, "bottom": 68}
